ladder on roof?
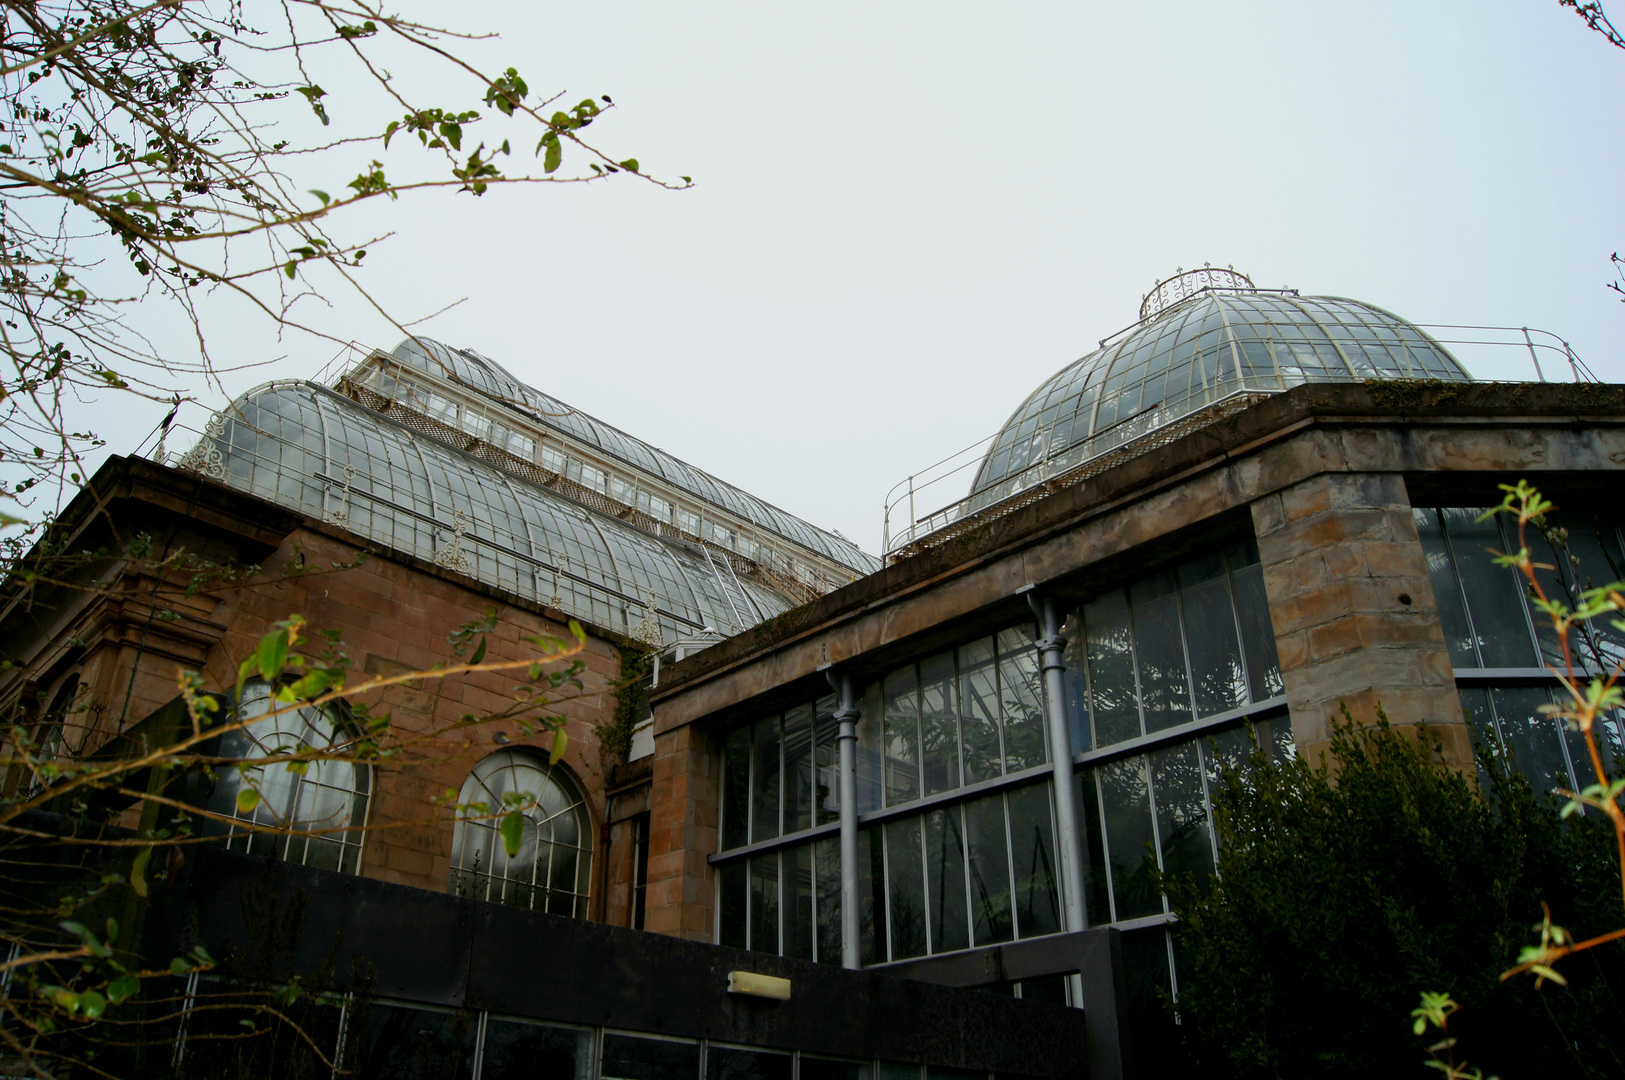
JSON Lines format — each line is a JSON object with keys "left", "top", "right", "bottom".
{"left": 701, "top": 545, "right": 760, "bottom": 633}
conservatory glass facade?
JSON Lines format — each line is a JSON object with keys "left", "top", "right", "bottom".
{"left": 195, "top": 380, "right": 801, "bottom": 642}
{"left": 713, "top": 535, "right": 1291, "bottom": 1000}
{"left": 970, "top": 294, "right": 1472, "bottom": 500}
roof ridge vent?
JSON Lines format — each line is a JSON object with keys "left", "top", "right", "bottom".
{"left": 1140, "top": 264, "right": 1257, "bottom": 322}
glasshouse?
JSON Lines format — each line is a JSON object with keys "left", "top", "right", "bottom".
{"left": 4, "top": 268, "right": 1623, "bottom": 1080}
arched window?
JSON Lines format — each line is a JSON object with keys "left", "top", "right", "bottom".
{"left": 204, "top": 681, "right": 370, "bottom": 874}
{"left": 450, "top": 751, "right": 592, "bottom": 917}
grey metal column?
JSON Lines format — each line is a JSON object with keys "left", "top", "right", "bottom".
{"left": 1022, "top": 585, "right": 1089, "bottom": 934}
{"left": 826, "top": 668, "right": 862, "bottom": 969}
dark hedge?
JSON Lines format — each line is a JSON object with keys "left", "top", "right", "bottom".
{"left": 1161, "top": 708, "right": 1625, "bottom": 1079}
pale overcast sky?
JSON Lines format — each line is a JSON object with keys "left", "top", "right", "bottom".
{"left": 66, "top": 2, "right": 1625, "bottom": 556}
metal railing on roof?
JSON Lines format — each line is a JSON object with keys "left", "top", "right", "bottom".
{"left": 881, "top": 324, "right": 1601, "bottom": 562}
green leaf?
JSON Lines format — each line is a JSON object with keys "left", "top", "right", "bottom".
{"left": 309, "top": 189, "right": 331, "bottom": 206}
{"left": 257, "top": 629, "right": 289, "bottom": 682}
{"left": 469, "top": 636, "right": 487, "bottom": 665}
{"left": 107, "top": 974, "right": 140, "bottom": 1004}
{"left": 130, "top": 846, "right": 153, "bottom": 898}
{"left": 499, "top": 810, "right": 525, "bottom": 857}
{"left": 237, "top": 787, "right": 261, "bottom": 813}
{"left": 79, "top": 990, "right": 107, "bottom": 1019}
{"left": 289, "top": 668, "right": 337, "bottom": 701}
{"left": 550, "top": 728, "right": 568, "bottom": 766}
{"left": 543, "top": 137, "right": 561, "bottom": 174}
{"left": 618, "top": 159, "right": 639, "bottom": 172}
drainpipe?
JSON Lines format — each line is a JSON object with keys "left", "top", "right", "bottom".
{"left": 1020, "top": 585, "right": 1089, "bottom": 937}
{"left": 824, "top": 665, "right": 862, "bottom": 969}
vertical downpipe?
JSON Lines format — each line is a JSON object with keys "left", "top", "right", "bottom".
{"left": 1024, "top": 586, "right": 1090, "bottom": 1003}
{"left": 826, "top": 668, "right": 863, "bottom": 969}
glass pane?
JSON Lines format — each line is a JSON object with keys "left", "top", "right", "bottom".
{"left": 1443, "top": 509, "right": 1538, "bottom": 669}
{"left": 801, "top": 1060, "right": 869, "bottom": 1080}
{"left": 1062, "top": 614, "right": 1092, "bottom": 752}
{"left": 1529, "top": 519, "right": 1625, "bottom": 668}
{"left": 784, "top": 704, "right": 815, "bottom": 834}
{"left": 480, "top": 1019, "right": 592, "bottom": 1080}
{"left": 707, "top": 1048, "right": 791, "bottom": 1080}
{"left": 601, "top": 1035, "right": 700, "bottom": 1080}
{"left": 886, "top": 816, "right": 928, "bottom": 960}
{"left": 1490, "top": 686, "right": 1572, "bottom": 799}
{"left": 1131, "top": 572, "right": 1193, "bottom": 732}
{"left": 1597, "top": 709, "right": 1625, "bottom": 784}
{"left": 347, "top": 1003, "right": 474, "bottom": 1080}
{"left": 1076, "top": 769, "right": 1111, "bottom": 927}
{"left": 959, "top": 637, "right": 1004, "bottom": 784}
{"left": 920, "top": 651, "right": 961, "bottom": 796}
{"left": 883, "top": 666, "right": 922, "bottom": 805}
{"left": 751, "top": 717, "right": 781, "bottom": 843}
{"left": 1084, "top": 591, "right": 1141, "bottom": 745}
{"left": 815, "top": 836, "right": 842, "bottom": 965}
{"left": 718, "top": 861, "right": 746, "bottom": 949}
{"left": 749, "top": 853, "right": 779, "bottom": 955}
{"left": 1459, "top": 686, "right": 1504, "bottom": 792}
{"left": 857, "top": 683, "right": 885, "bottom": 813}
{"left": 1414, "top": 508, "right": 1478, "bottom": 667}
{"left": 859, "top": 826, "right": 888, "bottom": 965}
{"left": 815, "top": 697, "right": 840, "bottom": 826}
{"left": 925, "top": 806, "right": 970, "bottom": 954}
{"left": 785, "top": 843, "right": 815, "bottom": 961}
{"left": 1228, "top": 544, "right": 1284, "bottom": 700}
{"left": 1178, "top": 554, "right": 1248, "bottom": 716}
{"left": 1007, "top": 783, "right": 1062, "bottom": 939}
{"left": 966, "top": 792, "right": 1014, "bottom": 945}
{"left": 1149, "top": 742, "right": 1215, "bottom": 884}
{"left": 997, "top": 627, "right": 1048, "bottom": 772}
{"left": 1098, "top": 755, "right": 1162, "bottom": 920}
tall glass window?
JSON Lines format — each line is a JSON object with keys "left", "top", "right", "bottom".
{"left": 714, "top": 537, "right": 1290, "bottom": 969}
{"left": 1415, "top": 504, "right": 1625, "bottom": 796}
{"left": 1065, "top": 538, "right": 1283, "bottom": 751}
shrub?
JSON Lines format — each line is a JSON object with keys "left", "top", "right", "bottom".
{"left": 1162, "top": 709, "right": 1625, "bottom": 1079}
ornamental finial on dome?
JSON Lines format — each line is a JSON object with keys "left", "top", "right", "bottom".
{"left": 1139, "top": 265, "right": 1257, "bottom": 322}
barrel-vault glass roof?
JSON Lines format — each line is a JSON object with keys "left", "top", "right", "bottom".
{"left": 391, "top": 339, "right": 877, "bottom": 575}
{"left": 200, "top": 381, "right": 798, "bottom": 643}
{"left": 971, "top": 293, "right": 1472, "bottom": 498}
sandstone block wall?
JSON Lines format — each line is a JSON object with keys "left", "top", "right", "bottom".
{"left": 1250, "top": 472, "right": 1471, "bottom": 769}
{"left": 644, "top": 722, "right": 719, "bottom": 942}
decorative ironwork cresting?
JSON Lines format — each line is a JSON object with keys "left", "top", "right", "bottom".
{"left": 1140, "top": 264, "right": 1257, "bottom": 322}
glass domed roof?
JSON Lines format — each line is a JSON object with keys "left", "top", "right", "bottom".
{"left": 970, "top": 284, "right": 1471, "bottom": 498}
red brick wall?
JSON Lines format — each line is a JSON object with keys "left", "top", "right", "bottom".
{"left": 91, "top": 525, "right": 623, "bottom": 904}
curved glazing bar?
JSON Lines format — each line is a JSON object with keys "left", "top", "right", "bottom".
{"left": 208, "top": 382, "right": 791, "bottom": 642}
{"left": 388, "top": 338, "right": 879, "bottom": 574}
{"left": 970, "top": 295, "right": 1472, "bottom": 496}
